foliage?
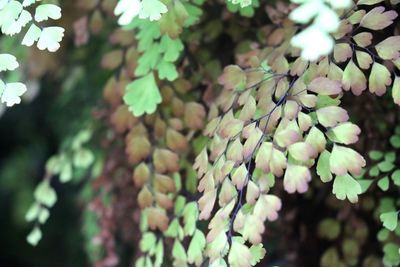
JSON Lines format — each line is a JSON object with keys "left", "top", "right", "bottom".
{"left": 1, "top": 0, "right": 400, "bottom": 266}
{"left": 0, "top": 0, "right": 64, "bottom": 108}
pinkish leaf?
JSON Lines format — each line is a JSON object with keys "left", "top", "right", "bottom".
{"left": 376, "top": 36, "right": 400, "bottom": 60}
{"left": 209, "top": 135, "right": 229, "bottom": 161}
{"left": 333, "top": 43, "right": 352, "bottom": 63}
{"left": 298, "top": 112, "right": 312, "bottom": 132}
{"left": 246, "top": 180, "right": 260, "bottom": 205}
{"left": 253, "top": 194, "right": 282, "bottom": 221}
{"left": 305, "top": 126, "right": 327, "bottom": 152}
{"left": 284, "top": 100, "right": 300, "bottom": 120}
{"left": 355, "top": 51, "right": 372, "bottom": 69}
{"left": 219, "top": 179, "right": 237, "bottom": 206}
{"left": 308, "top": 77, "right": 342, "bottom": 95}
{"left": 185, "top": 102, "right": 206, "bottom": 130}
{"left": 239, "top": 95, "right": 256, "bottom": 121}
{"left": 231, "top": 163, "right": 248, "bottom": 190}
{"left": 353, "top": 32, "right": 373, "bottom": 47}
{"left": 194, "top": 148, "right": 209, "bottom": 178}
{"left": 288, "top": 142, "right": 318, "bottom": 161}
{"left": 298, "top": 94, "right": 318, "bottom": 108}
{"left": 359, "top": 7, "right": 398, "bottom": 30}
{"left": 226, "top": 138, "right": 244, "bottom": 164}
{"left": 326, "top": 122, "right": 361, "bottom": 145}
{"left": 316, "top": 106, "right": 349, "bottom": 127}
{"left": 330, "top": 145, "right": 366, "bottom": 176}
{"left": 342, "top": 60, "right": 367, "bottom": 95}
{"left": 369, "top": 62, "right": 392, "bottom": 96}
{"left": 348, "top": 10, "right": 366, "bottom": 24}
{"left": 255, "top": 142, "right": 273, "bottom": 173}
{"left": 198, "top": 189, "right": 217, "bottom": 220}
{"left": 243, "top": 127, "right": 263, "bottom": 159}
{"left": 198, "top": 170, "right": 215, "bottom": 193}
{"left": 274, "top": 129, "right": 301, "bottom": 148}
{"left": 393, "top": 76, "right": 400, "bottom": 105}
{"left": 270, "top": 147, "right": 287, "bottom": 177}
{"left": 283, "top": 164, "right": 311, "bottom": 193}
{"left": 219, "top": 119, "right": 244, "bottom": 139}
{"left": 218, "top": 65, "right": 247, "bottom": 91}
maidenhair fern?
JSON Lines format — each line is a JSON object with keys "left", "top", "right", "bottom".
{"left": 0, "top": 0, "right": 67, "bottom": 245}
{"left": 0, "top": 0, "right": 64, "bottom": 108}
{"left": 5, "top": 0, "right": 400, "bottom": 266}
{"left": 26, "top": 128, "right": 96, "bottom": 245}
{"left": 113, "top": 0, "right": 203, "bottom": 115}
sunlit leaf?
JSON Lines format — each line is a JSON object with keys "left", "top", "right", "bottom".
{"left": 37, "top": 26, "right": 65, "bottom": 52}
{"left": 22, "top": 24, "right": 41, "bottom": 46}
{"left": 139, "top": 0, "right": 168, "bottom": 21}
{"left": 35, "top": 4, "right": 62, "bottom": 22}
{"left": 0, "top": 81, "right": 27, "bottom": 107}
{"left": 114, "top": 0, "right": 141, "bottom": 25}
{"left": 0, "top": 54, "right": 18, "bottom": 72}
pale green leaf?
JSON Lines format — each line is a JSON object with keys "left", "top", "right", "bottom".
{"left": 0, "top": 81, "right": 27, "bottom": 107}
{"left": 34, "top": 180, "right": 57, "bottom": 207}
{"left": 37, "top": 26, "right": 64, "bottom": 52}
{"left": 317, "top": 150, "right": 332, "bottom": 182}
{"left": 249, "top": 244, "right": 266, "bottom": 265}
{"left": 156, "top": 60, "right": 178, "bottom": 81}
{"left": 124, "top": 72, "right": 162, "bottom": 116}
{"left": 139, "top": 0, "right": 168, "bottom": 21}
{"left": 358, "top": 179, "right": 373, "bottom": 193}
{"left": 0, "top": 54, "right": 18, "bottom": 72}
{"left": 38, "top": 208, "right": 50, "bottom": 224}
{"left": 172, "top": 239, "right": 187, "bottom": 262}
{"left": 27, "top": 227, "right": 42, "bottom": 246}
{"left": 187, "top": 229, "right": 206, "bottom": 265}
{"left": 381, "top": 211, "right": 399, "bottom": 231}
{"left": 4, "top": 10, "right": 32, "bottom": 35}
{"left": 140, "top": 232, "right": 157, "bottom": 253}
{"left": 0, "top": 1, "right": 23, "bottom": 34}
{"left": 357, "top": 0, "right": 384, "bottom": 5}
{"left": 22, "top": 0, "right": 36, "bottom": 7}
{"left": 60, "top": 161, "right": 72, "bottom": 182}
{"left": 154, "top": 240, "right": 164, "bottom": 266}
{"left": 228, "top": 237, "right": 252, "bottom": 267}
{"left": 114, "top": 0, "right": 141, "bottom": 25}
{"left": 35, "top": 4, "right": 62, "bottom": 22}
{"left": 332, "top": 174, "right": 362, "bottom": 203}
{"left": 25, "top": 203, "right": 40, "bottom": 222}
{"left": 22, "top": 24, "right": 41, "bottom": 46}
{"left": 393, "top": 76, "right": 400, "bottom": 105}
{"left": 73, "top": 148, "right": 94, "bottom": 168}
{"left": 228, "top": 0, "right": 253, "bottom": 8}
